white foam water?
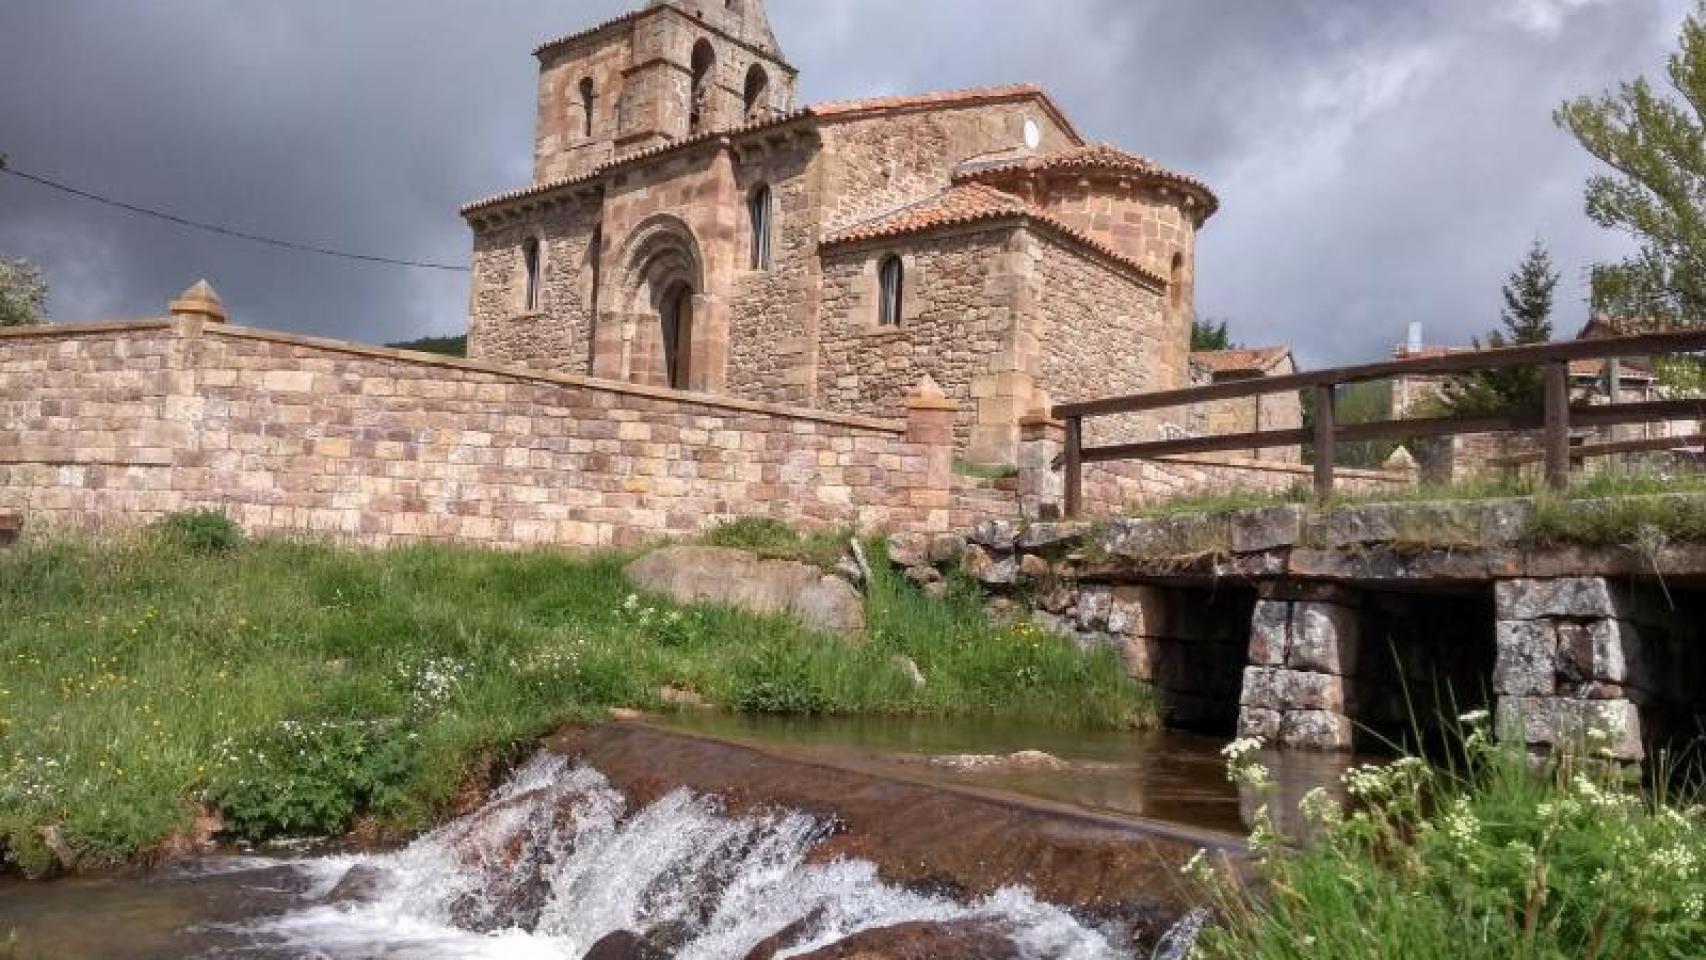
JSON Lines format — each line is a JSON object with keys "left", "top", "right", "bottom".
{"left": 233, "top": 754, "right": 1196, "bottom": 959}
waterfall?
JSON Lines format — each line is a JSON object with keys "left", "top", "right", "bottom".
{"left": 236, "top": 753, "right": 1199, "bottom": 959}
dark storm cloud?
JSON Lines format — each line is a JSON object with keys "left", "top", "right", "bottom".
{"left": 0, "top": 0, "right": 1691, "bottom": 362}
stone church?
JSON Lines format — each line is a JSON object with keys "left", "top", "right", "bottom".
{"left": 460, "top": 0, "right": 1218, "bottom": 464}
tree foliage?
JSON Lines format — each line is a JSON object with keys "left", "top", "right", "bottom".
{"left": 1191, "top": 317, "right": 1233, "bottom": 352}
{"left": 0, "top": 256, "right": 47, "bottom": 327}
{"left": 1556, "top": 2, "right": 1706, "bottom": 327}
{"left": 1437, "top": 241, "right": 1559, "bottom": 415}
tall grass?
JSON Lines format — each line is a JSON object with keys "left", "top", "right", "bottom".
{"left": 1191, "top": 723, "right": 1706, "bottom": 959}
{"left": 0, "top": 527, "right": 1150, "bottom": 870}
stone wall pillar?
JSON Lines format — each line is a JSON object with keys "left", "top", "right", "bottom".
{"left": 903, "top": 377, "right": 957, "bottom": 532}
{"left": 1493, "top": 578, "right": 1646, "bottom": 762}
{"left": 1017, "top": 412, "right": 1064, "bottom": 520}
{"left": 1238, "top": 583, "right": 1361, "bottom": 750}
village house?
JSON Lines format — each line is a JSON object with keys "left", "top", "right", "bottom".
{"left": 458, "top": 0, "right": 1223, "bottom": 464}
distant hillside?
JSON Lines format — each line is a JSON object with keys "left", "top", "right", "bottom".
{"left": 387, "top": 334, "right": 467, "bottom": 357}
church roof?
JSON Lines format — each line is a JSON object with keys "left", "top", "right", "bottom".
{"left": 819, "top": 183, "right": 1166, "bottom": 288}
{"left": 1191, "top": 346, "right": 1292, "bottom": 375}
{"left": 461, "top": 85, "right": 1081, "bottom": 218}
{"left": 957, "top": 142, "right": 1219, "bottom": 220}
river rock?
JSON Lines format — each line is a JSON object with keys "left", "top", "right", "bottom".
{"left": 325, "top": 864, "right": 386, "bottom": 905}
{"left": 786, "top": 920, "right": 1022, "bottom": 960}
{"left": 626, "top": 546, "right": 865, "bottom": 638}
{"left": 582, "top": 930, "right": 671, "bottom": 960}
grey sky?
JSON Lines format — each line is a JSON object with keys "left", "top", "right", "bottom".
{"left": 0, "top": 0, "right": 1693, "bottom": 366}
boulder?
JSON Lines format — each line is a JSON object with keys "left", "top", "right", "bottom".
{"left": 582, "top": 930, "right": 671, "bottom": 960}
{"left": 1016, "top": 521, "right": 1089, "bottom": 552}
{"left": 886, "top": 533, "right": 929, "bottom": 570}
{"left": 970, "top": 519, "right": 1021, "bottom": 553}
{"left": 626, "top": 546, "right": 865, "bottom": 638}
{"left": 961, "top": 544, "right": 1017, "bottom": 587}
{"left": 891, "top": 655, "right": 927, "bottom": 689}
{"left": 926, "top": 533, "right": 968, "bottom": 564}
{"left": 325, "top": 864, "right": 386, "bottom": 905}
{"left": 784, "top": 920, "right": 1022, "bottom": 960}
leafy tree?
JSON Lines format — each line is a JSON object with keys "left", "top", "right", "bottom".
{"left": 0, "top": 256, "right": 47, "bottom": 327}
{"left": 1556, "top": 3, "right": 1706, "bottom": 327}
{"left": 1191, "top": 317, "right": 1233, "bottom": 352}
{"left": 1437, "top": 241, "right": 1559, "bottom": 415}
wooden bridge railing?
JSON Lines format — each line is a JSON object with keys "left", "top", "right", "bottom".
{"left": 1052, "top": 330, "right": 1706, "bottom": 518}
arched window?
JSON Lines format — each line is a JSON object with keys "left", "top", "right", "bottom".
{"left": 579, "top": 78, "right": 595, "bottom": 138}
{"left": 743, "top": 65, "right": 769, "bottom": 120}
{"left": 748, "top": 185, "right": 772, "bottom": 270}
{"left": 1169, "top": 252, "right": 1186, "bottom": 310}
{"left": 689, "top": 41, "right": 716, "bottom": 135}
{"left": 878, "top": 256, "right": 904, "bottom": 327}
{"left": 522, "top": 237, "right": 542, "bottom": 313}
{"left": 661, "top": 283, "right": 694, "bottom": 389}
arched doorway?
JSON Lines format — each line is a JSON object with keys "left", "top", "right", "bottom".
{"left": 660, "top": 282, "right": 694, "bottom": 390}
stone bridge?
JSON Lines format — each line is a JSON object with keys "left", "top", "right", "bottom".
{"left": 890, "top": 495, "right": 1706, "bottom": 760}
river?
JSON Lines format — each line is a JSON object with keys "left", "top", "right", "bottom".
{"left": 0, "top": 718, "right": 1356, "bottom": 959}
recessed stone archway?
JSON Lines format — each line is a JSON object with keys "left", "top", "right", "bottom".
{"left": 595, "top": 214, "right": 725, "bottom": 392}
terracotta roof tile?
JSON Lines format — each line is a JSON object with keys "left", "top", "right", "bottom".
{"left": 1191, "top": 346, "right": 1292, "bottom": 374}
{"left": 461, "top": 86, "right": 1082, "bottom": 218}
{"left": 1569, "top": 358, "right": 1656, "bottom": 379}
{"left": 957, "top": 142, "right": 1219, "bottom": 219}
{"left": 820, "top": 183, "right": 1166, "bottom": 287}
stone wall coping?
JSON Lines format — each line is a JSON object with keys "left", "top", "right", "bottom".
{"left": 0, "top": 319, "right": 173, "bottom": 339}
{"left": 2, "top": 319, "right": 910, "bottom": 436}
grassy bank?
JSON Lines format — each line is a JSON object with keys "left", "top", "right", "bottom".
{"left": 0, "top": 518, "right": 1150, "bottom": 873}
{"left": 1191, "top": 723, "right": 1706, "bottom": 959}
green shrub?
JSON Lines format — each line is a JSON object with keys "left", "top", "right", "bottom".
{"left": 153, "top": 510, "right": 244, "bottom": 554}
{"left": 214, "top": 720, "right": 414, "bottom": 840}
{"left": 0, "top": 816, "right": 55, "bottom": 879}
{"left": 1192, "top": 721, "right": 1706, "bottom": 959}
{"left": 730, "top": 642, "right": 832, "bottom": 715}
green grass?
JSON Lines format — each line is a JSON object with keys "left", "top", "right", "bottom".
{"left": 697, "top": 517, "right": 853, "bottom": 572}
{"left": 0, "top": 526, "right": 1151, "bottom": 871}
{"left": 1117, "top": 467, "right": 1706, "bottom": 547}
{"left": 1195, "top": 728, "right": 1706, "bottom": 959}
{"left": 953, "top": 459, "right": 1020, "bottom": 481}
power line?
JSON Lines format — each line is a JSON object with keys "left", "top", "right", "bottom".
{"left": 0, "top": 154, "right": 469, "bottom": 273}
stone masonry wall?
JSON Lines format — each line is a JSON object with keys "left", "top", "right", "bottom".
{"left": 1031, "top": 237, "right": 1172, "bottom": 447}
{"left": 0, "top": 321, "right": 961, "bottom": 548}
{"left": 725, "top": 138, "right": 821, "bottom": 405}
{"left": 818, "top": 103, "right": 1077, "bottom": 233}
{"left": 818, "top": 228, "right": 1020, "bottom": 447}
{"left": 468, "top": 194, "right": 604, "bottom": 375}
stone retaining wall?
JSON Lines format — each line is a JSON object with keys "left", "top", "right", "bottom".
{"left": 0, "top": 319, "right": 963, "bottom": 547}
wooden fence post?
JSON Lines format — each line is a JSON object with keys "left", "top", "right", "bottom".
{"left": 1064, "top": 416, "right": 1083, "bottom": 519}
{"left": 1313, "top": 383, "right": 1337, "bottom": 502}
{"left": 1544, "top": 360, "right": 1571, "bottom": 492}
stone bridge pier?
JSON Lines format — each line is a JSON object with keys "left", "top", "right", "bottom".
{"left": 1232, "top": 576, "right": 1698, "bottom": 761}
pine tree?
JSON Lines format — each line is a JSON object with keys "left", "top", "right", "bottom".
{"left": 0, "top": 256, "right": 48, "bottom": 327}
{"left": 1439, "top": 241, "right": 1559, "bottom": 415}
{"left": 1556, "top": 2, "right": 1706, "bottom": 327}
{"left": 1191, "top": 317, "right": 1233, "bottom": 352}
